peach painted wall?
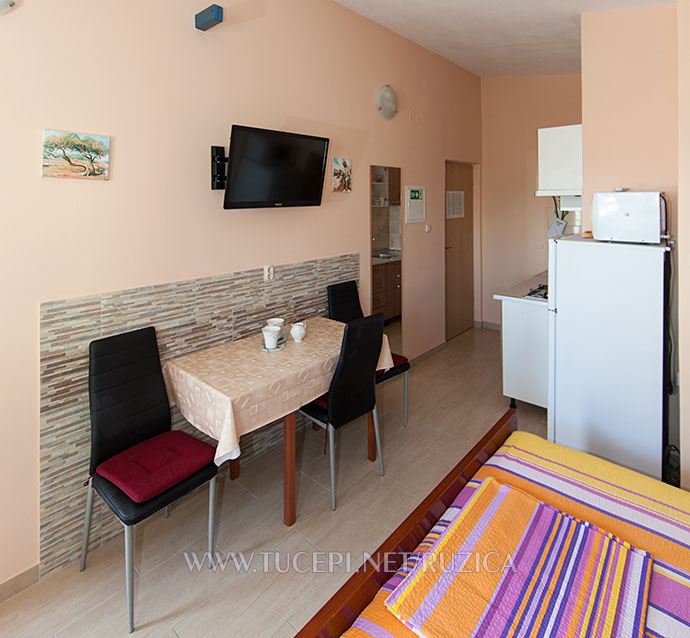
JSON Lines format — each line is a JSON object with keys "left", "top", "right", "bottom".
{"left": 581, "top": 4, "right": 680, "bottom": 453}
{"left": 0, "top": 0, "right": 481, "bottom": 584}
{"left": 581, "top": 5, "right": 678, "bottom": 232}
{"left": 480, "top": 75, "right": 582, "bottom": 325}
{"left": 678, "top": 0, "right": 690, "bottom": 489}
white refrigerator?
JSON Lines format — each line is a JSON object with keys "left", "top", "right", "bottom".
{"left": 547, "top": 235, "right": 669, "bottom": 479}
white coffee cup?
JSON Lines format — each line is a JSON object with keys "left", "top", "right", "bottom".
{"left": 290, "top": 322, "right": 306, "bottom": 343}
{"left": 266, "top": 317, "right": 285, "bottom": 328}
{"left": 262, "top": 326, "right": 281, "bottom": 350}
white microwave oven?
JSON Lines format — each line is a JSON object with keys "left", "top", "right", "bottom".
{"left": 591, "top": 191, "right": 666, "bottom": 244}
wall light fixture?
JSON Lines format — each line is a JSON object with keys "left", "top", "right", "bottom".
{"left": 0, "top": 0, "right": 16, "bottom": 13}
{"left": 377, "top": 85, "right": 398, "bottom": 119}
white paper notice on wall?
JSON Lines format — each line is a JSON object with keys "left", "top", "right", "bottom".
{"left": 406, "top": 186, "right": 426, "bottom": 223}
{"left": 446, "top": 191, "right": 464, "bottom": 219}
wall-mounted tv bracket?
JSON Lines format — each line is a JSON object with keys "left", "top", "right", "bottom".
{"left": 211, "top": 146, "right": 227, "bottom": 190}
{"left": 195, "top": 5, "right": 224, "bottom": 31}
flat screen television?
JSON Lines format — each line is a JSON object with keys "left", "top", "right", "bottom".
{"left": 223, "top": 125, "right": 330, "bottom": 209}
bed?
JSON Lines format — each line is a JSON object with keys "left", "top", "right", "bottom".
{"left": 296, "top": 409, "right": 690, "bottom": 638}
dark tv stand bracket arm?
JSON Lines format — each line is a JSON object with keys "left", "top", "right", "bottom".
{"left": 211, "top": 146, "right": 227, "bottom": 190}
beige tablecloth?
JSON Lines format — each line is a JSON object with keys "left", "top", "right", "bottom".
{"left": 163, "top": 316, "right": 394, "bottom": 465}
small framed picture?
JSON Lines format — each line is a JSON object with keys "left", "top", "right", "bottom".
{"left": 332, "top": 158, "right": 352, "bottom": 192}
{"left": 42, "top": 129, "right": 110, "bottom": 180}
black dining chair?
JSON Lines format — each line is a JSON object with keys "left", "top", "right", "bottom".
{"left": 298, "top": 314, "right": 385, "bottom": 510}
{"left": 327, "top": 280, "right": 411, "bottom": 427}
{"left": 80, "top": 326, "right": 219, "bottom": 633}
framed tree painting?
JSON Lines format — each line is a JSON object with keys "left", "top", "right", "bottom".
{"left": 42, "top": 130, "right": 110, "bottom": 180}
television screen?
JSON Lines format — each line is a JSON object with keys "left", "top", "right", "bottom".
{"left": 223, "top": 125, "right": 330, "bottom": 209}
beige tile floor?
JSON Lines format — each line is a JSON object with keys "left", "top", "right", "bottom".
{"left": 1, "top": 328, "right": 546, "bottom": 637}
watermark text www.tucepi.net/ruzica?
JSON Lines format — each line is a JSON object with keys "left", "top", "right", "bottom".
{"left": 182, "top": 550, "right": 517, "bottom": 575}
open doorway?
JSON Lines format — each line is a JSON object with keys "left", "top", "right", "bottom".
{"left": 370, "top": 165, "right": 403, "bottom": 353}
{"left": 445, "top": 161, "right": 474, "bottom": 340}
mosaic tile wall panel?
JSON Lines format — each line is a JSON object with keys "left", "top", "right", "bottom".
{"left": 39, "top": 254, "right": 358, "bottom": 577}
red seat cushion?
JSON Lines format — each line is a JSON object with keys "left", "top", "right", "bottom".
{"left": 376, "top": 352, "right": 409, "bottom": 378}
{"left": 313, "top": 393, "right": 329, "bottom": 410}
{"left": 96, "top": 431, "right": 216, "bottom": 503}
{"left": 391, "top": 352, "right": 409, "bottom": 367}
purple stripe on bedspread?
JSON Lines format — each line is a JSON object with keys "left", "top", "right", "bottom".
{"left": 351, "top": 618, "right": 398, "bottom": 638}
{"left": 502, "top": 444, "right": 690, "bottom": 518}
{"left": 483, "top": 462, "right": 690, "bottom": 552}
{"left": 452, "top": 485, "right": 478, "bottom": 509}
{"left": 649, "top": 570, "right": 690, "bottom": 620}
{"left": 489, "top": 452, "right": 690, "bottom": 539}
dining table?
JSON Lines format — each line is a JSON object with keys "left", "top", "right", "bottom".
{"left": 162, "top": 316, "right": 394, "bottom": 525}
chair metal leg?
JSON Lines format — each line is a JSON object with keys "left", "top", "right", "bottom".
{"left": 208, "top": 476, "right": 217, "bottom": 567}
{"left": 164, "top": 506, "right": 169, "bottom": 519}
{"left": 328, "top": 424, "right": 337, "bottom": 511}
{"left": 403, "top": 371, "right": 409, "bottom": 427}
{"left": 79, "top": 478, "right": 94, "bottom": 572}
{"left": 373, "top": 407, "right": 385, "bottom": 477}
{"left": 124, "top": 523, "right": 134, "bottom": 633}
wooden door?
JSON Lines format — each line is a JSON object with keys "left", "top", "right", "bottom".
{"left": 445, "top": 161, "right": 474, "bottom": 340}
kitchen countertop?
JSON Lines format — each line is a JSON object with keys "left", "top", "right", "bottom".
{"left": 493, "top": 272, "right": 548, "bottom": 305}
{"left": 372, "top": 254, "right": 402, "bottom": 266}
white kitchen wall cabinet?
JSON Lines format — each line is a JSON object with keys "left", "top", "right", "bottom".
{"left": 536, "top": 124, "right": 583, "bottom": 197}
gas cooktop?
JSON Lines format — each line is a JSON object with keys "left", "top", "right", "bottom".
{"left": 525, "top": 284, "right": 548, "bottom": 300}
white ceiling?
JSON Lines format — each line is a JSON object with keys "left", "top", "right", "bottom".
{"left": 333, "top": 0, "right": 674, "bottom": 76}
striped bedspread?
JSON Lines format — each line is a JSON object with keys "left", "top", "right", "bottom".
{"left": 385, "top": 477, "right": 652, "bottom": 638}
{"left": 342, "top": 432, "right": 690, "bottom": 638}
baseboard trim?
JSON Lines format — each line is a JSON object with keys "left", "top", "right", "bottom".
{"left": 478, "top": 321, "right": 500, "bottom": 331}
{"left": 0, "top": 564, "right": 39, "bottom": 604}
{"left": 410, "top": 341, "right": 447, "bottom": 365}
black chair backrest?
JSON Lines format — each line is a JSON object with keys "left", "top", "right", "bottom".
{"left": 327, "top": 280, "right": 364, "bottom": 324}
{"left": 88, "top": 326, "right": 171, "bottom": 474}
{"left": 327, "top": 314, "right": 384, "bottom": 428}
